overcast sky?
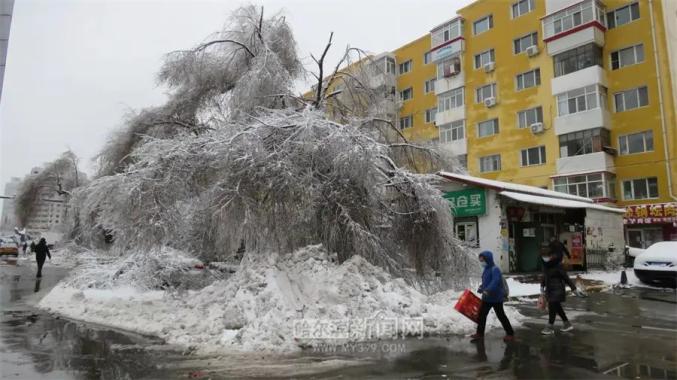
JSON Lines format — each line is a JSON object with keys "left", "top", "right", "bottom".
{"left": 0, "top": 0, "right": 474, "bottom": 198}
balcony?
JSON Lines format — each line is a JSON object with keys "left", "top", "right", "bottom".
{"left": 436, "top": 70, "right": 464, "bottom": 94}
{"left": 552, "top": 65, "right": 606, "bottom": 95}
{"left": 556, "top": 151, "right": 615, "bottom": 175}
{"left": 442, "top": 138, "right": 467, "bottom": 156}
{"left": 436, "top": 106, "right": 465, "bottom": 126}
{"left": 555, "top": 107, "right": 610, "bottom": 135}
{"left": 542, "top": 0, "right": 606, "bottom": 56}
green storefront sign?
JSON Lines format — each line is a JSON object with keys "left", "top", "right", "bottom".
{"left": 443, "top": 188, "right": 486, "bottom": 217}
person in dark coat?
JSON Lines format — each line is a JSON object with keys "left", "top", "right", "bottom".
{"left": 471, "top": 251, "right": 515, "bottom": 342}
{"left": 548, "top": 237, "right": 570, "bottom": 264}
{"left": 540, "top": 251, "right": 581, "bottom": 335}
{"left": 34, "top": 238, "right": 51, "bottom": 278}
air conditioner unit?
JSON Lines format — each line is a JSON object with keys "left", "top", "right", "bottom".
{"left": 530, "top": 122, "right": 544, "bottom": 134}
{"left": 526, "top": 45, "right": 539, "bottom": 57}
{"left": 484, "top": 97, "right": 496, "bottom": 108}
{"left": 483, "top": 61, "right": 495, "bottom": 73}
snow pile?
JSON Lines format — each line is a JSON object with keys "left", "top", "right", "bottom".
{"left": 39, "top": 245, "right": 523, "bottom": 353}
{"left": 505, "top": 277, "right": 541, "bottom": 297}
{"left": 580, "top": 269, "right": 662, "bottom": 289}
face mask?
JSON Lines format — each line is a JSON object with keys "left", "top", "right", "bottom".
{"left": 480, "top": 261, "right": 487, "bottom": 268}
{"left": 542, "top": 256, "right": 551, "bottom": 263}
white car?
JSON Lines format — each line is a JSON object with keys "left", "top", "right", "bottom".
{"left": 634, "top": 241, "right": 677, "bottom": 287}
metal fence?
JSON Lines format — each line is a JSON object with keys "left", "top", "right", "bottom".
{"left": 585, "top": 249, "right": 607, "bottom": 269}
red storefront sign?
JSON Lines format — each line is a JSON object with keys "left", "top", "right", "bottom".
{"left": 624, "top": 203, "right": 677, "bottom": 224}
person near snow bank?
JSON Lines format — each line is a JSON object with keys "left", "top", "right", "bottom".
{"left": 471, "top": 251, "right": 515, "bottom": 342}
{"left": 540, "top": 251, "right": 582, "bottom": 335}
{"left": 34, "top": 238, "right": 51, "bottom": 278}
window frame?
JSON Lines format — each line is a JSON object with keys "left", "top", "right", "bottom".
{"left": 512, "top": 0, "right": 535, "bottom": 19}
{"left": 438, "top": 87, "right": 464, "bottom": 112}
{"left": 556, "top": 85, "right": 607, "bottom": 116}
{"left": 479, "top": 154, "right": 501, "bottom": 173}
{"left": 517, "top": 106, "right": 543, "bottom": 128}
{"left": 553, "top": 43, "right": 603, "bottom": 77}
{"left": 553, "top": 172, "right": 611, "bottom": 199}
{"left": 619, "top": 130, "right": 654, "bottom": 155}
{"left": 424, "top": 78, "right": 436, "bottom": 94}
{"left": 610, "top": 44, "right": 644, "bottom": 70}
{"left": 515, "top": 68, "right": 541, "bottom": 91}
{"left": 622, "top": 177, "right": 659, "bottom": 200}
{"left": 398, "top": 60, "right": 412, "bottom": 75}
{"left": 439, "top": 120, "right": 465, "bottom": 143}
{"left": 473, "top": 14, "right": 494, "bottom": 35}
{"left": 474, "top": 48, "right": 496, "bottom": 69}
{"left": 607, "top": 2, "right": 640, "bottom": 29}
{"left": 399, "top": 87, "right": 413, "bottom": 102}
{"left": 399, "top": 115, "right": 413, "bottom": 130}
{"left": 475, "top": 83, "right": 497, "bottom": 103}
{"left": 425, "top": 107, "right": 437, "bottom": 124}
{"left": 558, "top": 128, "right": 610, "bottom": 157}
{"left": 520, "top": 145, "right": 547, "bottom": 167}
{"left": 513, "top": 32, "right": 538, "bottom": 54}
{"left": 423, "top": 51, "right": 431, "bottom": 65}
{"left": 614, "top": 86, "right": 649, "bottom": 112}
{"left": 477, "top": 118, "right": 499, "bottom": 138}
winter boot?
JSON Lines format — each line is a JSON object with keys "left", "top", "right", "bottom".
{"left": 561, "top": 321, "right": 574, "bottom": 332}
{"left": 469, "top": 333, "right": 484, "bottom": 342}
{"left": 541, "top": 325, "right": 555, "bottom": 335}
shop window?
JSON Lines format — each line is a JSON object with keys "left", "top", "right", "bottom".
{"left": 455, "top": 218, "right": 479, "bottom": 247}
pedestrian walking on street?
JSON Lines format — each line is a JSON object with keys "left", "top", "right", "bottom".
{"left": 548, "top": 237, "right": 570, "bottom": 264}
{"left": 470, "top": 251, "right": 515, "bottom": 342}
{"left": 540, "top": 252, "right": 582, "bottom": 335}
{"left": 34, "top": 238, "right": 51, "bottom": 278}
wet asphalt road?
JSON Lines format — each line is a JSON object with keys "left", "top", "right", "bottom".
{"left": 1, "top": 256, "right": 676, "bottom": 379}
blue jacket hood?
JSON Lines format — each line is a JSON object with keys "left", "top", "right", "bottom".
{"left": 479, "top": 250, "right": 495, "bottom": 267}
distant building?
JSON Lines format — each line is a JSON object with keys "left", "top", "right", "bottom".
{"left": 22, "top": 167, "right": 69, "bottom": 234}
{"left": 0, "top": 0, "right": 14, "bottom": 102}
{"left": 0, "top": 176, "right": 20, "bottom": 231}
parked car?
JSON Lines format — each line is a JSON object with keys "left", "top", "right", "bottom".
{"left": 634, "top": 241, "right": 677, "bottom": 287}
{"left": 0, "top": 236, "right": 19, "bottom": 257}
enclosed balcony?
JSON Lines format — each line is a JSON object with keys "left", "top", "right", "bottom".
{"left": 429, "top": 17, "right": 464, "bottom": 63}
{"left": 554, "top": 84, "right": 610, "bottom": 135}
{"left": 542, "top": 0, "right": 606, "bottom": 56}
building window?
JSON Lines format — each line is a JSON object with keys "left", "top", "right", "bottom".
{"left": 623, "top": 177, "right": 658, "bottom": 200}
{"left": 614, "top": 86, "right": 648, "bottom": 112}
{"left": 438, "top": 87, "right": 464, "bottom": 112}
{"left": 424, "top": 51, "right": 431, "bottom": 64}
{"left": 556, "top": 85, "right": 606, "bottom": 116}
{"left": 554, "top": 173, "right": 613, "bottom": 199}
{"left": 543, "top": 0, "right": 605, "bottom": 39}
{"left": 479, "top": 154, "right": 501, "bottom": 172}
{"left": 475, "top": 83, "right": 497, "bottom": 103}
{"left": 520, "top": 146, "right": 546, "bottom": 166}
{"left": 512, "top": 0, "right": 535, "bottom": 18}
{"left": 559, "top": 128, "right": 610, "bottom": 157}
{"left": 619, "top": 130, "right": 653, "bottom": 155}
{"left": 611, "top": 44, "right": 644, "bottom": 70}
{"left": 385, "top": 57, "right": 396, "bottom": 74}
{"left": 399, "top": 87, "right": 413, "bottom": 101}
{"left": 424, "top": 78, "right": 436, "bottom": 94}
{"left": 474, "top": 49, "right": 495, "bottom": 69}
{"left": 399, "top": 115, "right": 413, "bottom": 130}
{"left": 437, "top": 58, "right": 461, "bottom": 80}
{"left": 425, "top": 108, "right": 437, "bottom": 124}
{"left": 513, "top": 32, "right": 537, "bottom": 54}
{"left": 516, "top": 68, "right": 541, "bottom": 90}
{"left": 607, "top": 2, "right": 639, "bottom": 29}
{"left": 399, "top": 60, "right": 412, "bottom": 75}
{"left": 553, "top": 43, "right": 602, "bottom": 77}
{"left": 517, "top": 106, "right": 543, "bottom": 128}
{"left": 431, "top": 19, "right": 462, "bottom": 48}
{"left": 473, "top": 15, "right": 493, "bottom": 35}
{"left": 478, "top": 118, "right": 499, "bottom": 137}
{"left": 439, "top": 120, "right": 465, "bottom": 143}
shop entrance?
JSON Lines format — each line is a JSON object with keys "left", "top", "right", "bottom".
{"left": 513, "top": 222, "right": 542, "bottom": 272}
{"left": 627, "top": 228, "right": 664, "bottom": 249}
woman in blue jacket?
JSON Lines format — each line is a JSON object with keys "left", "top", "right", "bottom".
{"left": 471, "top": 251, "right": 515, "bottom": 342}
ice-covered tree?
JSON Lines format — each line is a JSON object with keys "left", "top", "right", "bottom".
{"left": 72, "top": 5, "right": 477, "bottom": 291}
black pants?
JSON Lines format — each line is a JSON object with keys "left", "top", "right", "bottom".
{"left": 477, "top": 301, "right": 514, "bottom": 336}
{"left": 36, "top": 257, "right": 45, "bottom": 277}
{"left": 548, "top": 301, "right": 568, "bottom": 324}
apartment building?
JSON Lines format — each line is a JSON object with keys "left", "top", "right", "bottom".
{"left": 390, "top": 0, "right": 676, "bottom": 248}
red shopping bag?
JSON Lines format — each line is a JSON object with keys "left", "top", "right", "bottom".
{"left": 537, "top": 294, "right": 547, "bottom": 311}
{"left": 454, "top": 289, "right": 482, "bottom": 324}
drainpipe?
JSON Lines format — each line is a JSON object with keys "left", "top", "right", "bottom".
{"left": 648, "top": 0, "right": 677, "bottom": 201}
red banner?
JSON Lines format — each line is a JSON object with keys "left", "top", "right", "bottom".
{"left": 624, "top": 203, "right": 677, "bottom": 224}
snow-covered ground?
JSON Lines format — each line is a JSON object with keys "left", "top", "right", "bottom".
{"left": 38, "top": 245, "right": 525, "bottom": 354}
{"left": 580, "top": 269, "right": 667, "bottom": 289}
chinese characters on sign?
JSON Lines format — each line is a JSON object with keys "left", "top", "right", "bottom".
{"left": 624, "top": 203, "right": 677, "bottom": 224}
{"left": 443, "top": 188, "right": 486, "bottom": 217}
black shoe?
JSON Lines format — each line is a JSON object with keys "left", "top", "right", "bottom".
{"left": 36, "top": 274, "right": 42, "bottom": 278}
